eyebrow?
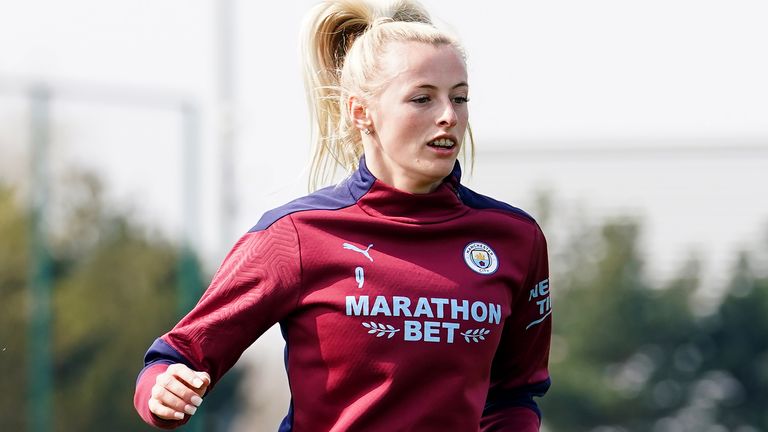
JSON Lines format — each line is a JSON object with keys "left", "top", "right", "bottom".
{"left": 416, "top": 82, "right": 469, "bottom": 90}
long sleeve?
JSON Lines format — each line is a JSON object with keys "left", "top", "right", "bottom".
{"left": 134, "top": 216, "right": 302, "bottom": 428}
{"left": 481, "top": 225, "right": 552, "bottom": 432}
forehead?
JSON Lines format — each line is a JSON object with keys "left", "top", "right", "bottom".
{"left": 378, "top": 41, "right": 468, "bottom": 87}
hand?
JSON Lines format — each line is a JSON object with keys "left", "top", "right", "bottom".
{"left": 148, "top": 363, "right": 211, "bottom": 421}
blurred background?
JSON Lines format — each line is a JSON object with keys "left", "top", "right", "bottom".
{"left": 1, "top": 0, "right": 767, "bottom": 431}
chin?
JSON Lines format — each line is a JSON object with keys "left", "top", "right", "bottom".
{"left": 417, "top": 160, "right": 456, "bottom": 182}
{"left": 432, "top": 158, "right": 458, "bottom": 176}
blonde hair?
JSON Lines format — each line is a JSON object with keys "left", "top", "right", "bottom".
{"left": 301, "top": 0, "right": 475, "bottom": 190}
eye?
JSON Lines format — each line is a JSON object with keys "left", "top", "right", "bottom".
{"left": 411, "top": 96, "right": 430, "bottom": 104}
{"left": 452, "top": 96, "right": 470, "bottom": 104}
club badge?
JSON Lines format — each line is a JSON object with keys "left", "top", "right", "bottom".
{"left": 463, "top": 242, "right": 498, "bottom": 275}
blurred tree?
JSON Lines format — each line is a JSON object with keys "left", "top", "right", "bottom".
{"left": 50, "top": 172, "right": 180, "bottom": 430}
{"left": 691, "top": 252, "right": 768, "bottom": 430}
{"left": 540, "top": 206, "right": 768, "bottom": 432}
{"left": 541, "top": 216, "right": 701, "bottom": 431}
{"left": 0, "top": 183, "right": 31, "bottom": 431}
{"left": 0, "top": 172, "right": 240, "bottom": 431}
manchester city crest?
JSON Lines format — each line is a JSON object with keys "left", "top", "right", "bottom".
{"left": 463, "top": 242, "right": 498, "bottom": 275}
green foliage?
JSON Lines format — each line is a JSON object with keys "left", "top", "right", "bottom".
{"left": 541, "top": 212, "right": 768, "bottom": 432}
{"left": 1, "top": 174, "right": 183, "bottom": 431}
{"left": 696, "top": 254, "right": 768, "bottom": 429}
{"left": 0, "top": 184, "right": 30, "bottom": 431}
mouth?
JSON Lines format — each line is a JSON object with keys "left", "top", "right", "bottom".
{"left": 427, "top": 137, "right": 457, "bottom": 150}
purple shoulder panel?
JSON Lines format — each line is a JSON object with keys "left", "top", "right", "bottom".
{"left": 456, "top": 184, "right": 535, "bottom": 222}
{"left": 250, "top": 158, "right": 376, "bottom": 232}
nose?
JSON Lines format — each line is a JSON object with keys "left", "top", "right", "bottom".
{"left": 437, "top": 100, "right": 458, "bottom": 128}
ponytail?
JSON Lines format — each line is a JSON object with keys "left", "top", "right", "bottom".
{"left": 301, "top": 0, "right": 473, "bottom": 190}
{"left": 302, "top": 0, "right": 373, "bottom": 190}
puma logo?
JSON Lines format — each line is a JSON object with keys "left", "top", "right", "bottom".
{"left": 342, "top": 243, "right": 374, "bottom": 262}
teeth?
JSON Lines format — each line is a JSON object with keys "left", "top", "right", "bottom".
{"left": 429, "top": 138, "right": 455, "bottom": 148}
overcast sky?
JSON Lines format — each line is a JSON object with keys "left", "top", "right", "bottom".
{"left": 1, "top": 0, "right": 767, "bottom": 292}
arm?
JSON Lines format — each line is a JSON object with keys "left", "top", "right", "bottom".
{"left": 134, "top": 217, "right": 302, "bottom": 428}
{"left": 481, "top": 225, "right": 552, "bottom": 432}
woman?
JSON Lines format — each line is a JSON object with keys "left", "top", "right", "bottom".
{"left": 134, "top": 1, "right": 552, "bottom": 430}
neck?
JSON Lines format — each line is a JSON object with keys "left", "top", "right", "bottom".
{"left": 362, "top": 149, "right": 444, "bottom": 194}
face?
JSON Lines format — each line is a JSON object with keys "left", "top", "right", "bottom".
{"left": 360, "top": 41, "right": 469, "bottom": 194}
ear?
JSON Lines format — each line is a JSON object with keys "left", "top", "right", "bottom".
{"left": 348, "top": 95, "right": 372, "bottom": 133}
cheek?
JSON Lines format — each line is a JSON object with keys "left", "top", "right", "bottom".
{"left": 456, "top": 108, "right": 470, "bottom": 134}
{"left": 381, "top": 109, "right": 422, "bottom": 141}
{"left": 457, "top": 105, "right": 470, "bottom": 123}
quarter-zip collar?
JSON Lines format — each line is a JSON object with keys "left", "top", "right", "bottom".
{"left": 347, "top": 156, "right": 468, "bottom": 224}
